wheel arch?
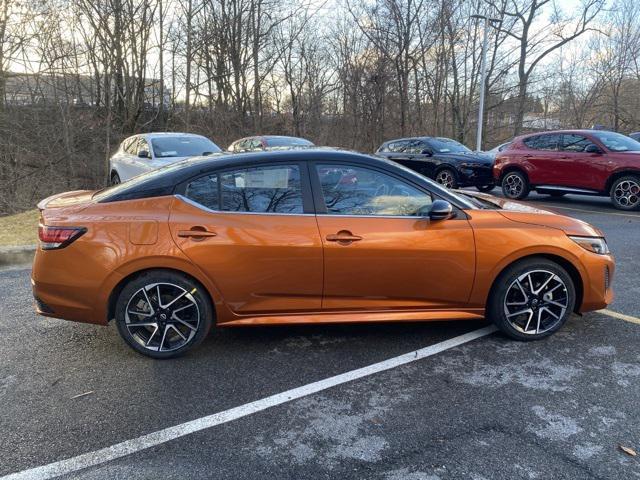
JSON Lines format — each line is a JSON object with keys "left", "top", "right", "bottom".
{"left": 604, "top": 169, "right": 640, "bottom": 193}
{"left": 487, "top": 253, "right": 584, "bottom": 314}
{"left": 499, "top": 164, "right": 529, "bottom": 183}
{"left": 106, "top": 266, "right": 218, "bottom": 324}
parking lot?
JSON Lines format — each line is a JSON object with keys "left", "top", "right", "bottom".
{"left": 1, "top": 192, "right": 639, "bottom": 480}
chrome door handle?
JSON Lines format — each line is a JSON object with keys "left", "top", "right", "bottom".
{"left": 326, "top": 230, "right": 363, "bottom": 244}
{"left": 177, "top": 227, "right": 217, "bottom": 240}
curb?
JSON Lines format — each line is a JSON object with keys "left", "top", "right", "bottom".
{"left": 0, "top": 244, "right": 37, "bottom": 267}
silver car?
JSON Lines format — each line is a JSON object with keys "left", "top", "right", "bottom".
{"left": 109, "top": 132, "right": 221, "bottom": 184}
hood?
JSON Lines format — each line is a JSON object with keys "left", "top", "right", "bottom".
{"left": 460, "top": 190, "right": 604, "bottom": 237}
{"left": 435, "top": 151, "right": 493, "bottom": 165}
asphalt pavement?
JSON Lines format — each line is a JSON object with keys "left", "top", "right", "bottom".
{"left": 1, "top": 191, "right": 639, "bottom": 480}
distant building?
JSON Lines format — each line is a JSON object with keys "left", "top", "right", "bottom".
{"left": 3, "top": 72, "right": 170, "bottom": 109}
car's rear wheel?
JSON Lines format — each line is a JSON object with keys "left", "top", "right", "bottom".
{"left": 115, "top": 270, "right": 213, "bottom": 359}
{"left": 501, "top": 171, "right": 529, "bottom": 200}
{"left": 476, "top": 184, "right": 495, "bottom": 193}
{"left": 488, "top": 258, "right": 575, "bottom": 341}
{"left": 435, "top": 168, "right": 458, "bottom": 189}
{"left": 110, "top": 172, "right": 121, "bottom": 186}
{"left": 610, "top": 175, "right": 640, "bottom": 211}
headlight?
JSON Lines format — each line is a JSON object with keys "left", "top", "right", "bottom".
{"left": 568, "top": 236, "right": 610, "bottom": 255}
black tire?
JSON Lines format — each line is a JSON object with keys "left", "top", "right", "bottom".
{"left": 476, "top": 184, "right": 495, "bottom": 193}
{"left": 435, "top": 167, "right": 458, "bottom": 189}
{"left": 547, "top": 192, "right": 566, "bottom": 197}
{"left": 110, "top": 171, "right": 121, "bottom": 186}
{"left": 501, "top": 170, "right": 530, "bottom": 200}
{"left": 115, "top": 270, "right": 213, "bottom": 359}
{"left": 487, "top": 258, "right": 576, "bottom": 341}
{"left": 609, "top": 175, "right": 640, "bottom": 211}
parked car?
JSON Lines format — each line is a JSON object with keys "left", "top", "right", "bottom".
{"left": 484, "top": 141, "right": 512, "bottom": 160}
{"left": 33, "top": 149, "right": 613, "bottom": 358}
{"left": 228, "top": 135, "right": 314, "bottom": 152}
{"left": 494, "top": 129, "right": 640, "bottom": 210}
{"left": 375, "top": 136, "right": 495, "bottom": 192}
{"left": 109, "top": 132, "right": 221, "bottom": 184}
{"left": 629, "top": 132, "right": 640, "bottom": 142}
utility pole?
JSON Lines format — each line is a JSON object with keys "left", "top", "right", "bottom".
{"left": 471, "top": 14, "right": 499, "bottom": 151}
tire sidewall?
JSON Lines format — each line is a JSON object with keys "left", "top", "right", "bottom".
{"left": 115, "top": 271, "right": 213, "bottom": 359}
{"left": 436, "top": 167, "right": 458, "bottom": 189}
{"left": 489, "top": 259, "right": 576, "bottom": 341}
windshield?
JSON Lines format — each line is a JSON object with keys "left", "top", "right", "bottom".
{"left": 266, "top": 137, "right": 314, "bottom": 147}
{"left": 428, "top": 138, "right": 471, "bottom": 154}
{"left": 591, "top": 131, "right": 640, "bottom": 152}
{"left": 151, "top": 136, "right": 221, "bottom": 158}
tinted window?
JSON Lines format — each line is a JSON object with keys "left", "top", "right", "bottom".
{"left": 316, "top": 164, "right": 432, "bottom": 216}
{"left": 185, "top": 174, "right": 219, "bottom": 210}
{"left": 524, "top": 134, "right": 560, "bottom": 150}
{"left": 405, "top": 140, "right": 429, "bottom": 154}
{"left": 498, "top": 142, "right": 511, "bottom": 152}
{"left": 591, "top": 131, "right": 640, "bottom": 152}
{"left": 386, "top": 140, "right": 410, "bottom": 153}
{"left": 561, "top": 134, "right": 592, "bottom": 152}
{"left": 151, "top": 136, "right": 221, "bottom": 158}
{"left": 266, "top": 137, "right": 313, "bottom": 147}
{"left": 220, "top": 165, "right": 303, "bottom": 213}
{"left": 427, "top": 138, "right": 470, "bottom": 154}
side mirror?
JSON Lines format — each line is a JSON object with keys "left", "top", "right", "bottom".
{"left": 585, "top": 144, "right": 602, "bottom": 154}
{"left": 427, "top": 199, "right": 454, "bottom": 221}
{"left": 421, "top": 149, "right": 432, "bottom": 156}
{"left": 138, "top": 150, "right": 150, "bottom": 158}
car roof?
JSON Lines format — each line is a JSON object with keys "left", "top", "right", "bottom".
{"left": 142, "top": 132, "right": 208, "bottom": 139}
{"left": 515, "top": 129, "right": 613, "bottom": 140}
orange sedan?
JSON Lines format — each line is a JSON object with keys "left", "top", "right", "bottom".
{"left": 32, "top": 150, "right": 614, "bottom": 358}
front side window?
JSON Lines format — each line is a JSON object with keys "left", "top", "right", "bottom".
{"left": 316, "top": 164, "right": 432, "bottom": 216}
{"left": 405, "top": 140, "right": 429, "bottom": 154}
{"left": 124, "top": 137, "right": 139, "bottom": 154}
{"left": 185, "top": 174, "right": 219, "bottom": 210}
{"left": 221, "top": 165, "right": 303, "bottom": 213}
{"left": 561, "top": 135, "right": 591, "bottom": 152}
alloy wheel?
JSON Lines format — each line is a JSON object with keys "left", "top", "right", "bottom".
{"left": 613, "top": 179, "right": 640, "bottom": 208}
{"left": 125, "top": 282, "right": 200, "bottom": 352}
{"left": 503, "top": 173, "right": 524, "bottom": 197}
{"left": 503, "top": 269, "right": 569, "bottom": 335}
{"left": 436, "top": 170, "right": 455, "bottom": 188}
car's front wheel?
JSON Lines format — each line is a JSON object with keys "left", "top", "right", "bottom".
{"left": 476, "top": 184, "right": 495, "bottom": 193}
{"left": 115, "top": 270, "right": 213, "bottom": 359}
{"left": 488, "top": 258, "right": 575, "bottom": 341}
{"left": 501, "top": 171, "right": 529, "bottom": 200}
{"left": 610, "top": 175, "right": 640, "bottom": 211}
{"left": 435, "top": 168, "right": 458, "bottom": 189}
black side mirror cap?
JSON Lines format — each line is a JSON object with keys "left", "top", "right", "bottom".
{"left": 138, "top": 150, "right": 150, "bottom": 158}
{"left": 427, "top": 199, "right": 454, "bottom": 221}
{"left": 421, "top": 149, "right": 432, "bottom": 156}
{"left": 585, "top": 144, "right": 602, "bottom": 154}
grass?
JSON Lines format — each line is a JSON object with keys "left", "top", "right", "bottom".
{"left": 0, "top": 209, "right": 39, "bottom": 247}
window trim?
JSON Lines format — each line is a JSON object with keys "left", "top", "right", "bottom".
{"left": 176, "top": 160, "right": 314, "bottom": 215}
{"left": 308, "top": 160, "right": 463, "bottom": 219}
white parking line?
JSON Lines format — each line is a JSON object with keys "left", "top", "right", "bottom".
{"left": 2, "top": 326, "right": 496, "bottom": 480}
{"left": 600, "top": 309, "right": 640, "bottom": 325}
{"left": 545, "top": 205, "right": 640, "bottom": 218}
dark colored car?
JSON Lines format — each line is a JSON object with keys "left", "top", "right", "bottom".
{"left": 228, "top": 135, "right": 314, "bottom": 152}
{"left": 493, "top": 129, "right": 640, "bottom": 210}
{"left": 629, "top": 132, "right": 640, "bottom": 142}
{"left": 375, "top": 137, "right": 495, "bottom": 192}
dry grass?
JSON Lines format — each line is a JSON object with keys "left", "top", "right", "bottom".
{"left": 0, "top": 210, "right": 39, "bottom": 247}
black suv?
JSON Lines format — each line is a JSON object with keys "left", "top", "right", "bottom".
{"left": 375, "top": 137, "right": 495, "bottom": 191}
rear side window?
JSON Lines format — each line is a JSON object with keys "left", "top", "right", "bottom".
{"left": 523, "top": 134, "right": 560, "bottom": 151}
{"left": 185, "top": 165, "right": 304, "bottom": 213}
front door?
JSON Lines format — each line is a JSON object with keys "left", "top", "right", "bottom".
{"left": 559, "top": 134, "right": 609, "bottom": 190}
{"left": 312, "top": 163, "right": 476, "bottom": 311}
{"left": 170, "top": 163, "right": 323, "bottom": 316}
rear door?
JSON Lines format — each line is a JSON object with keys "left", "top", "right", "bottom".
{"left": 311, "top": 162, "right": 475, "bottom": 311}
{"left": 170, "top": 162, "right": 323, "bottom": 317}
{"left": 522, "top": 133, "right": 562, "bottom": 185}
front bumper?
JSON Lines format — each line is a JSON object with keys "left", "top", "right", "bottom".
{"left": 579, "top": 253, "right": 615, "bottom": 312}
{"left": 458, "top": 165, "right": 494, "bottom": 187}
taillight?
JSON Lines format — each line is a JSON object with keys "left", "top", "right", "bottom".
{"left": 38, "top": 225, "right": 86, "bottom": 250}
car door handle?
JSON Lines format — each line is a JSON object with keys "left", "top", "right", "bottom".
{"left": 326, "top": 230, "right": 363, "bottom": 244}
{"left": 177, "top": 227, "right": 217, "bottom": 240}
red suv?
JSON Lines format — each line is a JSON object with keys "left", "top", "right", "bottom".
{"left": 493, "top": 130, "right": 640, "bottom": 210}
